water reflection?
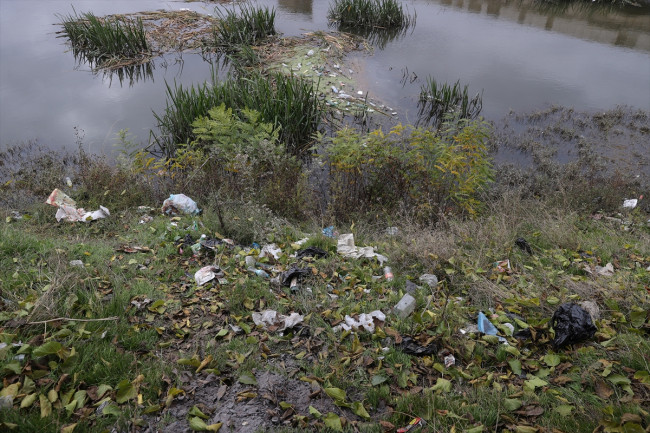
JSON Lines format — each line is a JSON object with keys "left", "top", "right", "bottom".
{"left": 277, "top": 0, "right": 313, "bottom": 16}
{"left": 437, "top": 0, "right": 650, "bottom": 51}
{"left": 340, "top": 25, "right": 413, "bottom": 49}
{"left": 102, "top": 62, "right": 154, "bottom": 87}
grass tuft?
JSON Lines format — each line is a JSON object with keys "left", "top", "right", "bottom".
{"left": 327, "top": 0, "right": 415, "bottom": 30}
{"left": 417, "top": 76, "right": 483, "bottom": 128}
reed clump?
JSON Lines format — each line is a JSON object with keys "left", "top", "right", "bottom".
{"left": 417, "top": 77, "right": 483, "bottom": 128}
{"left": 327, "top": 0, "right": 415, "bottom": 30}
{"left": 57, "top": 10, "right": 149, "bottom": 68}
{"left": 152, "top": 72, "right": 324, "bottom": 157}
{"left": 211, "top": 4, "right": 276, "bottom": 50}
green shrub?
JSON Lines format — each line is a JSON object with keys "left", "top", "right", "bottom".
{"left": 321, "top": 115, "right": 494, "bottom": 222}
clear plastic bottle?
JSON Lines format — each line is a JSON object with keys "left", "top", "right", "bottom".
{"left": 384, "top": 266, "right": 394, "bottom": 281}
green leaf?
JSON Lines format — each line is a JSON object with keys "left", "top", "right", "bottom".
{"left": 215, "top": 329, "right": 228, "bottom": 338}
{"left": 504, "top": 398, "right": 522, "bottom": 411}
{"left": 629, "top": 310, "right": 646, "bottom": 328}
{"left": 524, "top": 376, "right": 548, "bottom": 391}
{"left": 508, "top": 359, "right": 522, "bottom": 376}
{"left": 324, "top": 387, "right": 346, "bottom": 402}
{"left": 102, "top": 403, "right": 121, "bottom": 417}
{"left": 555, "top": 405, "right": 573, "bottom": 416}
{"left": 2, "top": 361, "right": 21, "bottom": 375}
{"left": 308, "top": 405, "right": 322, "bottom": 418}
{"left": 189, "top": 405, "right": 209, "bottom": 419}
{"left": 607, "top": 374, "right": 631, "bottom": 386}
{"left": 544, "top": 353, "right": 560, "bottom": 367}
{"left": 20, "top": 393, "right": 37, "bottom": 408}
{"left": 238, "top": 372, "right": 257, "bottom": 385}
{"left": 465, "top": 425, "right": 485, "bottom": 433}
{"left": 352, "top": 401, "right": 370, "bottom": 420}
{"left": 189, "top": 416, "right": 209, "bottom": 431}
{"left": 323, "top": 412, "right": 342, "bottom": 431}
{"left": 115, "top": 380, "right": 137, "bottom": 404}
{"left": 431, "top": 378, "right": 452, "bottom": 393}
{"left": 371, "top": 375, "right": 388, "bottom": 386}
{"left": 32, "top": 341, "right": 62, "bottom": 358}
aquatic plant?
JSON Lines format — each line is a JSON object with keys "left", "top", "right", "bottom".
{"left": 417, "top": 77, "right": 483, "bottom": 128}
{"left": 152, "top": 72, "right": 324, "bottom": 157}
{"left": 211, "top": 3, "right": 276, "bottom": 50}
{"left": 57, "top": 9, "right": 149, "bottom": 68}
{"left": 327, "top": 0, "right": 415, "bottom": 30}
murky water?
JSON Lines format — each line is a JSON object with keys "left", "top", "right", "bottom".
{"left": 1, "top": 0, "right": 649, "bottom": 154}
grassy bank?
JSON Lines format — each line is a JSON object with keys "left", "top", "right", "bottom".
{"left": 0, "top": 111, "right": 648, "bottom": 432}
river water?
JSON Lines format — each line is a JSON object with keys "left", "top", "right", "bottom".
{"left": 1, "top": 0, "right": 649, "bottom": 154}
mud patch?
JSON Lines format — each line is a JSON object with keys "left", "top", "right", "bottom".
{"left": 153, "top": 368, "right": 355, "bottom": 433}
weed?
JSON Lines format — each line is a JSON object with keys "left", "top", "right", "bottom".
{"left": 417, "top": 76, "right": 483, "bottom": 128}
{"left": 327, "top": 0, "right": 415, "bottom": 30}
{"left": 210, "top": 3, "right": 276, "bottom": 50}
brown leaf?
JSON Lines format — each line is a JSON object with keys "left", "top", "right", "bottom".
{"left": 384, "top": 327, "right": 402, "bottom": 344}
{"left": 379, "top": 420, "right": 395, "bottom": 431}
{"left": 620, "top": 413, "right": 642, "bottom": 423}
{"left": 515, "top": 405, "right": 545, "bottom": 417}
{"left": 552, "top": 376, "right": 573, "bottom": 385}
{"left": 595, "top": 379, "right": 613, "bottom": 399}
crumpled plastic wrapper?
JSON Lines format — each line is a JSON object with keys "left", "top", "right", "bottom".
{"left": 252, "top": 310, "right": 303, "bottom": 332}
{"left": 333, "top": 310, "right": 385, "bottom": 333}
{"left": 337, "top": 233, "right": 388, "bottom": 265}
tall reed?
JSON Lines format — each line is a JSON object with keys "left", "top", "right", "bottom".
{"left": 327, "top": 0, "right": 415, "bottom": 30}
{"left": 417, "top": 77, "right": 483, "bottom": 128}
{"left": 152, "top": 72, "right": 325, "bottom": 157}
{"left": 211, "top": 4, "right": 276, "bottom": 50}
{"left": 58, "top": 9, "right": 149, "bottom": 68}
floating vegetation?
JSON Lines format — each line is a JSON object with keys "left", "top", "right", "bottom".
{"left": 57, "top": 10, "right": 218, "bottom": 70}
{"left": 210, "top": 3, "right": 276, "bottom": 50}
{"left": 417, "top": 77, "right": 483, "bottom": 128}
{"left": 152, "top": 72, "right": 325, "bottom": 157}
{"left": 327, "top": 0, "right": 415, "bottom": 30}
{"left": 57, "top": 10, "right": 150, "bottom": 69}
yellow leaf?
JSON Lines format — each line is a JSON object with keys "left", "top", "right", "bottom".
{"left": 61, "top": 423, "right": 77, "bottom": 433}
{"left": 40, "top": 394, "right": 52, "bottom": 417}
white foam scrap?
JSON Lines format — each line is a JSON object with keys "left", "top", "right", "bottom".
{"left": 337, "top": 233, "right": 388, "bottom": 265}
{"left": 333, "top": 310, "right": 385, "bottom": 333}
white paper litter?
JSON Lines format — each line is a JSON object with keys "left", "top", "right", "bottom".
{"left": 337, "top": 233, "right": 388, "bottom": 265}
{"left": 194, "top": 266, "right": 222, "bottom": 286}
{"left": 252, "top": 310, "right": 304, "bottom": 332}
{"left": 46, "top": 189, "right": 110, "bottom": 223}
{"left": 333, "top": 310, "right": 385, "bottom": 333}
{"left": 259, "top": 243, "right": 283, "bottom": 260}
{"left": 623, "top": 199, "right": 637, "bottom": 209}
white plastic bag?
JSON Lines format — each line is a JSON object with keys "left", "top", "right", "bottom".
{"left": 161, "top": 194, "right": 200, "bottom": 215}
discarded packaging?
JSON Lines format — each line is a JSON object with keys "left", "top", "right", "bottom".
{"left": 322, "top": 226, "right": 336, "bottom": 238}
{"left": 622, "top": 198, "right": 637, "bottom": 209}
{"left": 595, "top": 262, "right": 614, "bottom": 276}
{"left": 69, "top": 260, "right": 84, "bottom": 267}
{"left": 478, "top": 312, "right": 507, "bottom": 343}
{"left": 260, "top": 243, "right": 282, "bottom": 261}
{"left": 194, "top": 266, "right": 223, "bottom": 286}
{"left": 161, "top": 194, "right": 200, "bottom": 215}
{"left": 394, "top": 293, "right": 416, "bottom": 318}
{"left": 337, "top": 233, "right": 388, "bottom": 265}
{"left": 248, "top": 268, "right": 270, "bottom": 278}
{"left": 46, "top": 188, "right": 110, "bottom": 222}
{"left": 295, "top": 246, "right": 328, "bottom": 260}
{"left": 397, "top": 417, "right": 426, "bottom": 433}
{"left": 252, "top": 310, "right": 303, "bottom": 332}
{"left": 333, "top": 310, "right": 385, "bottom": 333}
{"left": 551, "top": 303, "right": 597, "bottom": 348}
{"left": 399, "top": 337, "right": 437, "bottom": 356}
{"left": 494, "top": 259, "right": 511, "bottom": 273}
{"left": 46, "top": 188, "right": 76, "bottom": 207}
{"left": 444, "top": 354, "right": 455, "bottom": 368}
{"left": 280, "top": 266, "right": 310, "bottom": 287}
{"left": 419, "top": 274, "right": 438, "bottom": 287}
{"left": 515, "top": 237, "right": 533, "bottom": 255}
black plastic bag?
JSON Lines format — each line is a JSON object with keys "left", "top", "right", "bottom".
{"left": 296, "top": 247, "right": 328, "bottom": 260}
{"left": 398, "top": 337, "right": 437, "bottom": 356}
{"left": 280, "top": 266, "right": 311, "bottom": 287}
{"left": 551, "top": 303, "right": 597, "bottom": 348}
{"left": 515, "top": 237, "right": 533, "bottom": 255}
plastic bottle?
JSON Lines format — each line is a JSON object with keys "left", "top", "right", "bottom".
{"left": 384, "top": 266, "right": 394, "bottom": 281}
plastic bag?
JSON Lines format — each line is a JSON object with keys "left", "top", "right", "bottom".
{"left": 551, "top": 303, "right": 597, "bottom": 348}
{"left": 161, "top": 194, "right": 200, "bottom": 215}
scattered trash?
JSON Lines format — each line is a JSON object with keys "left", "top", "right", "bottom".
{"left": 306, "top": 49, "right": 314, "bottom": 57}
{"left": 394, "top": 293, "right": 416, "bottom": 318}
{"left": 260, "top": 244, "right": 283, "bottom": 261}
{"left": 460, "top": 323, "right": 479, "bottom": 335}
{"left": 444, "top": 354, "right": 455, "bottom": 368}
{"left": 245, "top": 256, "right": 256, "bottom": 267}
{"left": 396, "top": 417, "right": 426, "bottom": 433}
{"left": 333, "top": 310, "right": 385, "bottom": 333}
{"left": 405, "top": 280, "right": 419, "bottom": 293}
{"left": 295, "top": 246, "right": 328, "bottom": 260}
{"left": 386, "top": 226, "right": 399, "bottom": 236}
{"left": 194, "top": 266, "right": 223, "bottom": 286}
{"left": 515, "top": 237, "right": 533, "bottom": 255}
{"left": 248, "top": 268, "right": 270, "bottom": 279}
{"left": 69, "top": 260, "right": 84, "bottom": 267}
{"left": 322, "top": 226, "right": 336, "bottom": 238}
{"left": 383, "top": 266, "right": 394, "bottom": 281}
{"left": 337, "top": 233, "right": 388, "bottom": 265}
{"left": 419, "top": 274, "right": 438, "bottom": 288}
{"left": 477, "top": 312, "right": 507, "bottom": 343}
{"left": 46, "top": 188, "right": 110, "bottom": 222}
{"left": 622, "top": 198, "right": 638, "bottom": 209}
{"left": 252, "top": 310, "right": 303, "bottom": 332}
{"left": 139, "top": 215, "right": 153, "bottom": 224}
{"left": 551, "top": 303, "right": 597, "bottom": 348}
{"left": 280, "top": 266, "right": 310, "bottom": 287}
{"left": 161, "top": 194, "right": 200, "bottom": 215}
{"left": 494, "top": 260, "right": 511, "bottom": 273}
{"left": 398, "top": 337, "right": 437, "bottom": 356}
{"left": 595, "top": 262, "right": 614, "bottom": 277}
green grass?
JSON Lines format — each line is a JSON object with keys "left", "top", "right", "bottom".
{"left": 417, "top": 76, "right": 483, "bottom": 128}
{"left": 57, "top": 9, "right": 149, "bottom": 68}
{"left": 327, "top": 0, "right": 415, "bottom": 30}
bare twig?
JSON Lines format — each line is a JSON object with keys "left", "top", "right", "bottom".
{"left": 27, "top": 316, "right": 119, "bottom": 325}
